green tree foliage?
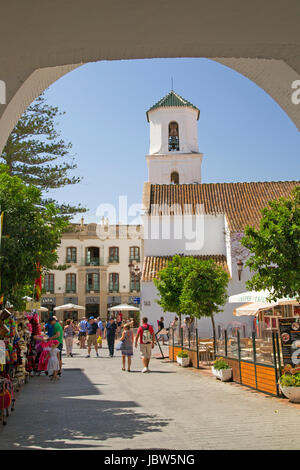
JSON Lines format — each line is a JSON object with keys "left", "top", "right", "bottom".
{"left": 154, "top": 256, "right": 229, "bottom": 345}
{"left": 242, "top": 186, "right": 300, "bottom": 301}
{"left": 0, "top": 165, "right": 68, "bottom": 309}
{"left": 153, "top": 255, "right": 191, "bottom": 316}
{"left": 1, "top": 93, "right": 85, "bottom": 219}
{"left": 180, "top": 259, "right": 229, "bottom": 348}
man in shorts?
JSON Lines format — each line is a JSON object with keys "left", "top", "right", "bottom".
{"left": 79, "top": 317, "right": 88, "bottom": 349}
{"left": 86, "top": 317, "right": 99, "bottom": 358}
{"left": 135, "top": 317, "right": 155, "bottom": 373}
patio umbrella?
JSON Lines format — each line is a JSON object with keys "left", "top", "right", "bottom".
{"left": 229, "top": 290, "right": 297, "bottom": 304}
{"left": 233, "top": 301, "right": 277, "bottom": 317}
{"left": 108, "top": 303, "right": 139, "bottom": 311}
{"left": 38, "top": 306, "right": 49, "bottom": 312}
{"left": 54, "top": 303, "right": 85, "bottom": 312}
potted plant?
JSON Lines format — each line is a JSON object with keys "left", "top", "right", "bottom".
{"left": 211, "top": 357, "right": 232, "bottom": 382}
{"left": 176, "top": 350, "right": 190, "bottom": 367}
{"left": 279, "top": 365, "right": 300, "bottom": 402}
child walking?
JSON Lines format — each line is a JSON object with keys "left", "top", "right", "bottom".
{"left": 46, "top": 340, "right": 60, "bottom": 381}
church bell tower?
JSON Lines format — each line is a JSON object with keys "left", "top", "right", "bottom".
{"left": 146, "top": 90, "right": 203, "bottom": 184}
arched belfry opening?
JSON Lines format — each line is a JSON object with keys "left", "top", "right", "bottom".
{"left": 170, "top": 171, "right": 179, "bottom": 184}
{"left": 168, "top": 121, "right": 179, "bottom": 151}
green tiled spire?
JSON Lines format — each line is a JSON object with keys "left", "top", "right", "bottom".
{"left": 146, "top": 90, "right": 200, "bottom": 121}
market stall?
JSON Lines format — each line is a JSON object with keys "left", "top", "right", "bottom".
{"left": 0, "top": 308, "right": 32, "bottom": 425}
{"left": 0, "top": 306, "right": 51, "bottom": 425}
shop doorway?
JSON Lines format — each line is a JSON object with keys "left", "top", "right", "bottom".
{"left": 63, "top": 311, "right": 79, "bottom": 322}
{"left": 86, "top": 304, "right": 99, "bottom": 318}
{"left": 40, "top": 304, "right": 55, "bottom": 321}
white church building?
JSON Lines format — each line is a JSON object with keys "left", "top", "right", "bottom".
{"left": 140, "top": 90, "right": 298, "bottom": 336}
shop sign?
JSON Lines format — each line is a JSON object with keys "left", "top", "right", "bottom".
{"left": 279, "top": 317, "right": 300, "bottom": 367}
{"left": 107, "top": 296, "right": 121, "bottom": 304}
{"left": 64, "top": 297, "right": 78, "bottom": 304}
{"left": 25, "top": 301, "right": 41, "bottom": 310}
{"left": 42, "top": 297, "right": 56, "bottom": 305}
{"left": 86, "top": 296, "right": 99, "bottom": 304}
{"left": 0, "top": 340, "right": 6, "bottom": 364}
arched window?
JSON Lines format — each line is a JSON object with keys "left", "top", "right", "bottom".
{"left": 168, "top": 121, "right": 179, "bottom": 151}
{"left": 86, "top": 247, "right": 99, "bottom": 265}
{"left": 170, "top": 171, "right": 179, "bottom": 184}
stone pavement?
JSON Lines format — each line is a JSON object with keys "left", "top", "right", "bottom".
{"left": 1, "top": 341, "right": 300, "bottom": 450}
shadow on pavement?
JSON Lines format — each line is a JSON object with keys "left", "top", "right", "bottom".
{"left": 1, "top": 367, "right": 170, "bottom": 450}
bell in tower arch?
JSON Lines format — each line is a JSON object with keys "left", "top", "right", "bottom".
{"left": 168, "top": 121, "right": 179, "bottom": 151}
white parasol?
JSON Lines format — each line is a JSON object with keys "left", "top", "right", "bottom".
{"left": 233, "top": 301, "right": 277, "bottom": 317}
{"left": 54, "top": 303, "right": 85, "bottom": 312}
{"left": 229, "top": 290, "right": 297, "bottom": 304}
{"left": 108, "top": 303, "right": 139, "bottom": 311}
{"left": 38, "top": 306, "right": 49, "bottom": 312}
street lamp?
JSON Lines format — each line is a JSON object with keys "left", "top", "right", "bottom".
{"left": 237, "top": 259, "right": 244, "bottom": 281}
{"left": 128, "top": 262, "right": 142, "bottom": 278}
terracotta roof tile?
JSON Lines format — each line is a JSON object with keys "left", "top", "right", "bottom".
{"left": 142, "top": 254, "right": 229, "bottom": 282}
{"left": 146, "top": 181, "right": 299, "bottom": 231}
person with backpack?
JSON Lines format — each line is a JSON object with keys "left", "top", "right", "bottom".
{"left": 134, "top": 317, "right": 155, "bottom": 373}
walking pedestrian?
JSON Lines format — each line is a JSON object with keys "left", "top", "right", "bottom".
{"left": 105, "top": 317, "right": 117, "bottom": 357}
{"left": 116, "top": 312, "right": 123, "bottom": 338}
{"left": 64, "top": 319, "right": 75, "bottom": 357}
{"left": 46, "top": 317, "right": 64, "bottom": 375}
{"left": 120, "top": 323, "right": 134, "bottom": 372}
{"left": 45, "top": 318, "right": 54, "bottom": 338}
{"left": 97, "top": 317, "right": 104, "bottom": 348}
{"left": 46, "top": 340, "right": 60, "bottom": 381}
{"left": 86, "top": 317, "right": 100, "bottom": 358}
{"left": 157, "top": 316, "right": 166, "bottom": 345}
{"left": 135, "top": 317, "right": 155, "bottom": 373}
{"left": 78, "top": 317, "right": 88, "bottom": 349}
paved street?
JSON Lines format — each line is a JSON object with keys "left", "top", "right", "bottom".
{"left": 1, "top": 342, "right": 300, "bottom": 450}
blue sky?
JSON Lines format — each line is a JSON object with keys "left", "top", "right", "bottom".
{"left": 44, "top": 58, "right": 300, "bottom": 223}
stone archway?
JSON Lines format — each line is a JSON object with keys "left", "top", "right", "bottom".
{"left": 0, "top": 1, "right": 299, "bottom": 153}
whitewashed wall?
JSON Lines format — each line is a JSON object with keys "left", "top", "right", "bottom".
{"left": 146, "top": 153, "right": 203, "bottom": 184}
{"left": 141, "top": 264, "right": 254, "bottom": 337}
{"left": 143, "top": 214, "right": 226, "bottom": 257}
{"left": 148, "top": 106, "right": 200, "bottom": 155}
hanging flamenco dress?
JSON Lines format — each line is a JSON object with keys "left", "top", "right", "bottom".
{"left": 38, "top": 342, "right": 51, "bottom": 372}
{"left": 25, "top": 342, "right": 35, "bottom": 373}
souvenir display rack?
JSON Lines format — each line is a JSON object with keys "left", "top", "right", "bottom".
{"left": 0, "top": 309, "right": 39, "bottom": 425}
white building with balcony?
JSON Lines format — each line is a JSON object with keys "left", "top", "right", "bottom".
{"left": 41, "top": 220, "right": 143, "bottom": 321}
